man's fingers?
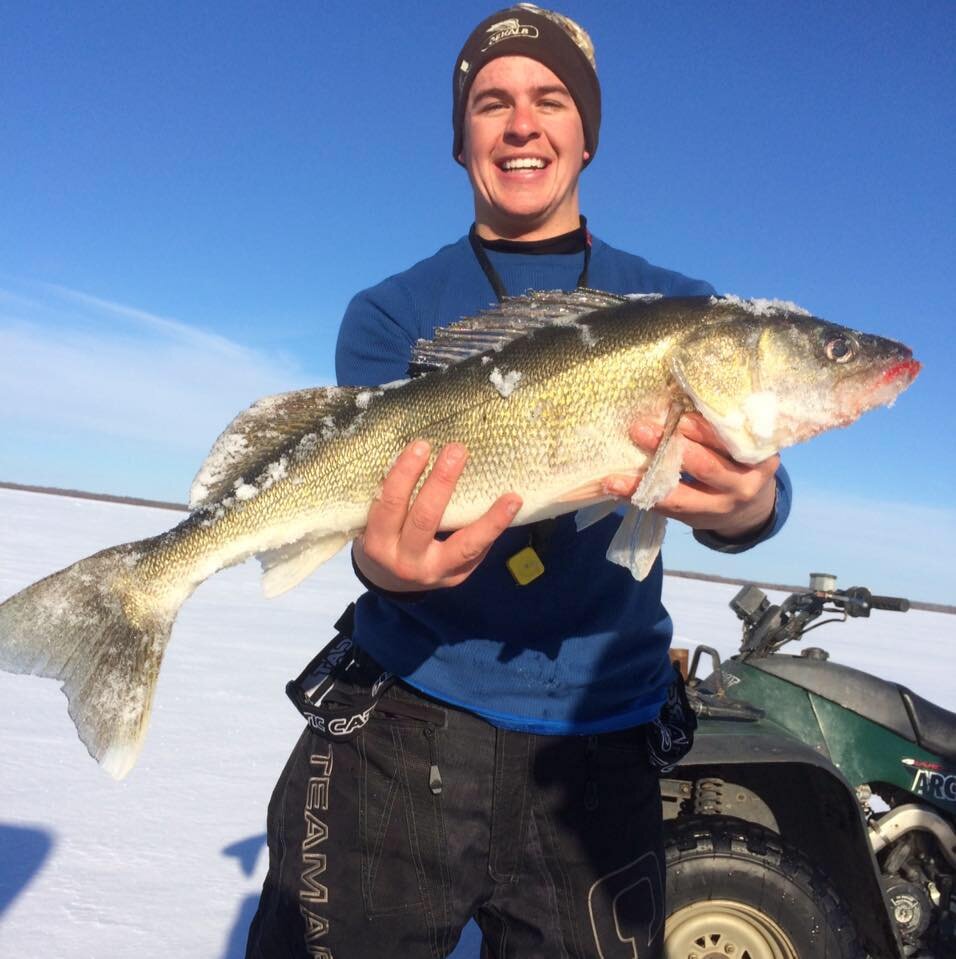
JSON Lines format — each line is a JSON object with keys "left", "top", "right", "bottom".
{"left": 366, "top": 439, "right": 432, "bottom": 541}
{"left": 652, "top": 458, "right": 778, "bottom": 532}
{"left": 401, "top": 443, "right": 469, "bottom": 551}
{"left": 361, "top": 441, "right": 518, "bottom": 590}
{"left": 629, "top": 414, "right": 780, "bottom": 537}
{"left": 603, "top": 473, "right": 642, "bottom": 498}
{"left": 676, "top": 438, "right": 747, "bottom": 489}
{"left": 629, "top": 422, "right": 661, "bottom": 450}
{"left": 631, "top": 413, "right": 730, "bottom": 455}
{"left": 675, "top": 413, "right": 725, "bottom": 449}
{"left": 442, "top": 494, "right": 522, "bottom": 574}
{"left": 651, "top": 480, "right": 720, "bottom": 519}
{"left": 680, "top": 439, "right": 779, "bottom": 496}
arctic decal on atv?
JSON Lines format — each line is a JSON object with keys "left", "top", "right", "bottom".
{"left": 900, "top": 758, "right": 956, "bottom": 802}
{"left": 911, "top": 769, "right": 956, "bottom": 802}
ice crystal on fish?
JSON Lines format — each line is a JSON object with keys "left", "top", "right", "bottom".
{"left": 233, "top": 482, "right": 258, "bottom": 501}
{"left": 190, "top": 433, "right": 250, "bottom": 504}
{"left": 490, "top": 367, "right": 522, "bottom": 398}
{"left": 355, "top": 390, "right": 382, "bottom": 410}
{"left": 717, "top": 294, "right": 811, "bottom": 317}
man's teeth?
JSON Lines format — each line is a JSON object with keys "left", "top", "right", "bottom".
{"left": 501, "top": 158, "right": 546, "bottom": 170}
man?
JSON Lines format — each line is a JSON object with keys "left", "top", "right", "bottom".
{"left": 246, "top": 7, "right": 790, "bottom": 958}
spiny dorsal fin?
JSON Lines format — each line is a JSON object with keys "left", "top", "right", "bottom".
{"left": 189, "top": 386, "right": 362, "bottom": 508}
{"left": 410, "top": 288, "right": 629, "bottom": 372}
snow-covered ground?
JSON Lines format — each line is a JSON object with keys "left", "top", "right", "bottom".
{"left": 0, "top": 488, "right": 952, "bottom": 957}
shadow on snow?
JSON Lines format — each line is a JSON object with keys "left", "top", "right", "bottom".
{"left": 219, "top": 833, "right": 267, "bottom": 959}
{"left": 0, "top": 823, "right": 55, "bottom": 918}
{"left": 215, "top": 831, "right": 482, "bottom": 958}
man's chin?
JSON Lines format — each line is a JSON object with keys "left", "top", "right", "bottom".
{"left": 481, "top": 204, "right": 577, "bottom": 240}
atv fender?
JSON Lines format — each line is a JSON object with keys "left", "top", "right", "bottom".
{"left": 663, "top": 723, "right": 904, "bottom": 959}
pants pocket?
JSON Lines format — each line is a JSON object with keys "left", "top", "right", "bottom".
{"left": 358, "top": 719, "right": 448, "bottom": 917}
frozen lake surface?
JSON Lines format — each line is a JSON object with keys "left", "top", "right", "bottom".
{"left": 0, "top": 488, "right": 952, "bottom": 957}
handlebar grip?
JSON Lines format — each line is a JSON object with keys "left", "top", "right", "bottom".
{"left": 868, "top": 594, "right": 910, "bottom": 612}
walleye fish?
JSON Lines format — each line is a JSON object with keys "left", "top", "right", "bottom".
{"left": 0, "top": 291, "right": 919, "bottom": 778}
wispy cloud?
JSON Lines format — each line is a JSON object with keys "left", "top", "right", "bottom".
{"left": 40, "top": 284, "right": 249, "bottom": 359}
{"left": 0, "top": 282, "right": 317, "bottom": 498}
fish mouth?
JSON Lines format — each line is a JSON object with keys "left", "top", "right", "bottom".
{"left": 852, "top": 354, "right": 920, "bottom": 417}
{"left": 882, "top": 357, "right": 921, "bottom": 386}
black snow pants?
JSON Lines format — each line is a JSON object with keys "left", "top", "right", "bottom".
{"left": 245, "top": 678, "right": 666, "bottom": 959}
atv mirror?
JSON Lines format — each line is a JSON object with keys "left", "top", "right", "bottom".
{"left": 730, "top": 585, "right": 769, "bottom": 624}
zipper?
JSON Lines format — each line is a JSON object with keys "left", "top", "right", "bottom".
{"left": 423, "top": 726, "right": 443, "bottom": 795}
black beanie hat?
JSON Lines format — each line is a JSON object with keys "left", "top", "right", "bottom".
{"left": 452, "top": 4, "right": 601, "bottom": 166}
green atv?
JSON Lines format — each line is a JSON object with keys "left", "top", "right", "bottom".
{"left": 663, "top": 574, "right": 956, "bottom": 959}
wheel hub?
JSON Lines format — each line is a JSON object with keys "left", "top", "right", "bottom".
{"left": 664, "top": 900, "right": 799, "bottom": 959}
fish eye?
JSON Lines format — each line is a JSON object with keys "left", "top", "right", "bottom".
{"left": 824, "top": 335, "right": 855, "bottom": 364}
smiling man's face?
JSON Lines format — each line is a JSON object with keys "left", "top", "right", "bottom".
{"left": 460, "top": 56, "right": 588, "bottom": 241}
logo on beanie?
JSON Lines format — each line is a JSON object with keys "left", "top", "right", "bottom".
{"left": 482, "top": 17, "right": 540, "bottom": 52}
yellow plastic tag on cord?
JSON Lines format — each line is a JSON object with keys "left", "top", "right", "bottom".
{"left": 506, "top": 546, "right": 545, "bottom": 586}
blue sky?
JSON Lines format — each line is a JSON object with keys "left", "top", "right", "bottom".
{"left": 1, "top": 1, "right": 954, "bottom": 603}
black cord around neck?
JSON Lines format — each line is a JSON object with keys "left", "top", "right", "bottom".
{"left": 468, "top": 216, "right": 591, "bottom": 303}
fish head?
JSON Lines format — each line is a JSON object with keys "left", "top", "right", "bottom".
{"left": 669, "top": 303, "right": 920, "bottom": 463}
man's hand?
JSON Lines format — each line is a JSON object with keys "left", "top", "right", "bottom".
{"left": 609, "top": 414, "right": 779, "bottom": 540}
{"left": 353, "top": 440, "right": 522, "bottom": 593}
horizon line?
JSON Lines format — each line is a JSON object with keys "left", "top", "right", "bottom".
{"left": 1, "top": 480, "right": 951, "bottom": 615}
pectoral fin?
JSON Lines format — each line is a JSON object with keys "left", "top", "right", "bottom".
{"left": 605, "top": 400, "right": 687, "bottom": 580}
{"left": 633, "top": 401, "right": 687, "bottom": 509}
{"left": 606, "top": 507, "right": 668, "bottom": 581}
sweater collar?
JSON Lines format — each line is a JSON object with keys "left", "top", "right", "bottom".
{"left": 477, "top": 216, "right": 590, "bottom": 256}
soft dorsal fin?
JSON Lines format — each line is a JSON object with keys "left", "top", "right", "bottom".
{"left": 410, "top": 288, "right": 629, "bottom": 372}
{"left": 189, "top": 386, "right": 361, "bottom": 508}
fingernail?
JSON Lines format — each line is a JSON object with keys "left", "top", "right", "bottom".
{"left": 604, "top": 478, "right": 628, "bottom": 496}
{"left": 633, "top": 425, "right": 657, "bottom": 445}
{"left": 507, "top": 498, "right": 521, "bottom": 516}
{"left": 412, "top": 440, "right": 429, "bottom": 457}
{"left": 444, "top": 444, "right": 465, "bottom": 465}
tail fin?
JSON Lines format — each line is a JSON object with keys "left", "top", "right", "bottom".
{"left": 0, "top": 538, "right": 183, "bottom": 779}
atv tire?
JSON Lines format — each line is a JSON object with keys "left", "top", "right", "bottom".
{"left": 664, "top": 817, "right": 864, "bottom": 959}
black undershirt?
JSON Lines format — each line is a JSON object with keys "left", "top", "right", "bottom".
{"left": 479, "top": 219, "right": 589, "bottom": 255}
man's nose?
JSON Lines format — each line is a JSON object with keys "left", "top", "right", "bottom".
{"left": 505, "top": 102, "right": 540, "bottom": 142}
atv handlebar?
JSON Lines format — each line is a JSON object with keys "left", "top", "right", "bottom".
{"left": 867, "top": 593, "right": 911, "bottom": 613}
{"left": 839, "top": 586, "right": 910, "bottom": 616}
{"left": 731, "top": 576, "right": 909, "bottom": 659}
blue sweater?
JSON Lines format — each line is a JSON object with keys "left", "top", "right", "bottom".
{"left": 335, "top": 233, "right": 791, "bottom": 734}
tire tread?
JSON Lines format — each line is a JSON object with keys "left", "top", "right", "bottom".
{"left": 665, "top": 817, "right": 866, "bottom": 959}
